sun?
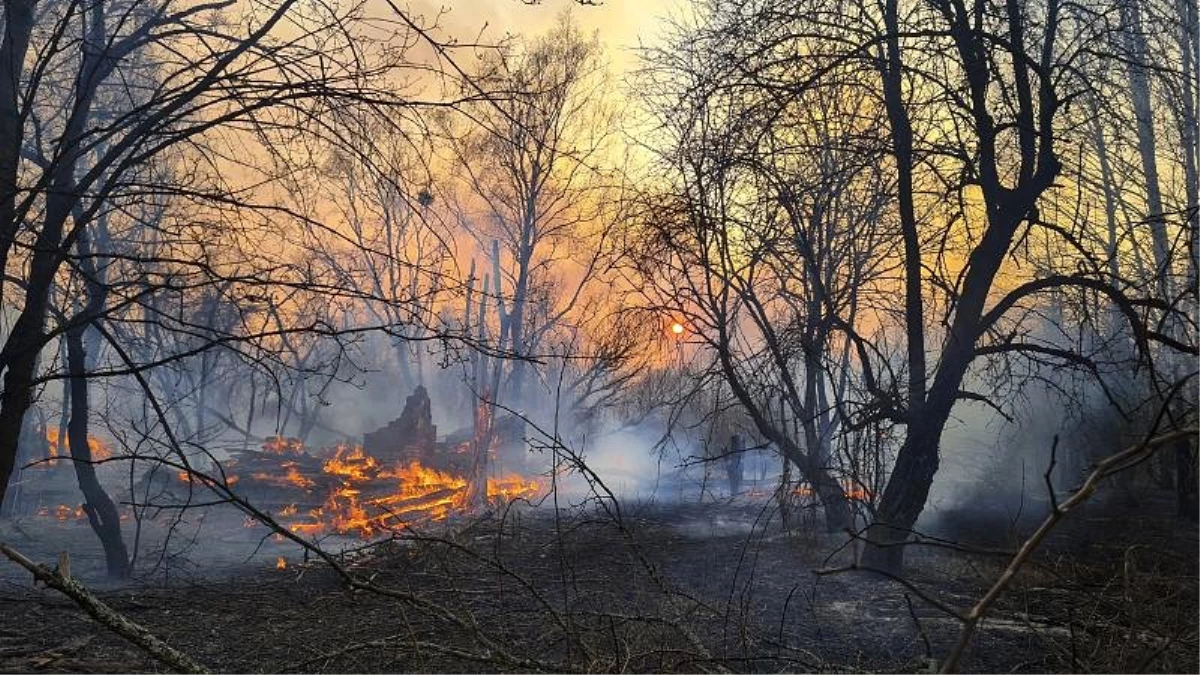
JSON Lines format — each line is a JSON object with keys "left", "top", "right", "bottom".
{"left": 670, "top": 322, "right": 685, "bottom": 335}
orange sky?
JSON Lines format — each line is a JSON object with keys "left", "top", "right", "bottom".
{"left": 407, "top": 0, "right": 674, "bottom": 72}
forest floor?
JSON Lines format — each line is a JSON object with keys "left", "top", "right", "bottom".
{"left": 0, "top": 489, "right": 1195, "bottom": 673}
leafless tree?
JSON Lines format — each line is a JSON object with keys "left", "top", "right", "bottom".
{"left": 634, "top": 7, "right": 901, "bottom": 530}
{"left": 443, "top": 15, "right": 624, "bottom": 503}
{"left": 0, "top": 0, "right": 510, "bottom": 575}
{"left": 631, "top": 0, "right": 1196, "bottom": 570}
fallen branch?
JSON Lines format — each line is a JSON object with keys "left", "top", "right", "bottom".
{"left": 0, "top": 543, "right": 209, "bottom": 674}
{"left": 940, "top": 426, "right": 1198, "bottom": 673}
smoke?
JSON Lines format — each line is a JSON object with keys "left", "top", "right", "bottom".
{"left": 918, "top": 363, "right": 1156, "bottom": 541}
{"left": 548, "top": 426, "right": 673, "bottom": 501}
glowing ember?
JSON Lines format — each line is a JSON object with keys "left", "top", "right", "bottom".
{"left": 844, "top": 485, "right": 871, "bottom": 501}
{"left": 322, "top": 443, "right": 380, "bottom": 482}
{"left": 276, "top": 557, "right": 288, "bottom": 570}
{"left": 251, "top": 461, "right": 315, "bottom": 490}
{"left": 178, "top": 468, "right": 239, "bottom": 486}
{"left": 488, "top": 474, "right": 543, "bottom": 501}
{"left": 36, "top": 504, "right": 88, "bottom": 522}
{"left": 791, "top": 482, "right": 872, "bottom": 502}
{"left": 290, "top": 458, "right": 469, "bottom": 537}
{"left": 261, "top": 436, "right": 305, "bottom": 455}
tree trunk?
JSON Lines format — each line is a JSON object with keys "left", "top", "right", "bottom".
{"left": 0, "top": 409, "right": 43, "bottom": 517}
{"left": 0, "top": 0, "right": 107, "bottom": 508}
{"left": 1168, "top": 2, "right": 1198, "bottom": 487}
{"left": 0, "top": 0, "right": 37, "bottom": 304}
{"left": 860, "top": 419, "right": 946, "bottom": 572}
{"left": 1120, "top": 0, "right": 1171, "bottom": 293}
{"left": 464, "top": 395, "right": 492, "bottom": 509}
{"left": 725, "top": 433, "right": 744, "bottom": 496}
{"left": 0, "top": 300, "right": 56, "bottom": 508}
{"left": 858, "top": 0, "right": 930, "bottom": 570}
{"left": 861, "top": 0, "right": 1061, "bottom": 572}
{"left": 66, "top": 325, "right": 130, "bottom": 579}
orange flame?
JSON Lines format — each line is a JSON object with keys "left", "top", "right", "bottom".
{"left": 273, "top": 442, "right": 542, "bottom": 539}
{"left": 262, "top": 436, "right": 305, "bottom": 455}
{"left": 322, "top": 443, "right": 380, "bottom": 481}
{"left": 791, "top": 482, "right": 873, "bottom": 502}
{"left": 251, "top": 461, "right": 314, "bottom": 490}
{"left": 43, "top": 428, "right": 113, "bottom": 466}
{"left": 166, "top": 439, "right": 543, "bottom": 539}
{"left": 178, "top": 468, "right": 239, "bottom": 486}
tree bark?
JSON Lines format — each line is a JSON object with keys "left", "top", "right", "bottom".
{"left": 862, "top": 0, "right": 1062, "bottom": 572}
{"left": 1120, "top": 0, "right": 1171, "bottom": 293}
{"left": 725, "top": 433, "right": 744, "bottom": 496}
{"left": 66, "top": 325, "right": 130, "bottom": 579}
{"left": 1166, "top": 5, "right": 1198, "bottom": 493}
{"left": 0, "top": 0, "right": 108, "bottom": 508}
{"left": 0, "top": 0, "right": 37, "bottom": 305}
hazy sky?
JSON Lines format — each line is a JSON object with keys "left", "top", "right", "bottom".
{"left": 413, "top": 0, "right": 676, "bottom": 73}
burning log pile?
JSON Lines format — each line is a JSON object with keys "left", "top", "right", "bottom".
{"left": 168, "top": 387, "right": 542, "bottom": 538}
{"left": 169, "top": 439, "right": 540, "bottom": 539}
{"left": 20, "top": 388, "right": 542, "bottom": 538}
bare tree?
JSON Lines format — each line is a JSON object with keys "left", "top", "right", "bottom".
{"left": 632, "top": 0, "right": 1196, "bottom": 570}
{"left": 635, "top": 4, "right": 900, "bottom": 530}
{"left": 444, "top": 15, "right": 622, "bottom": 504}
{"left": 0, "top": 0, "right": 495, "bottom": 532}
{"left": 447, "top": 14, "right": 619, "bottom": 408}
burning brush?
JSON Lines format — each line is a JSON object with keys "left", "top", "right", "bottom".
{"left": 177, "top": 437, "right": 543, "bottom": 539}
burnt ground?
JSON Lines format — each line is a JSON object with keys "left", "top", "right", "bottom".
{"left": 0, "top": 491, "right": 1195, "bottom": 673}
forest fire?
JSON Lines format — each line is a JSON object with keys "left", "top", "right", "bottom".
{"left": 261, "top": 437, "right": 305, "bottom": 456}
{"left": 174, "top": 436, "right": 543, "bottom": 539}
{"left": 32, "top": 503, "right": 136, "bottom": 523}
{"left": 43, "top": 428, "right": 113, "bottom": 465}
{"left": 283, "top": 456, "right": 541, "bottom": 538}
{"left": 250, "top": 462, "right": 315, "bottom": 490}
{"left": 322, "top": 443, "right": 381, "bottom": 482}
{"left": 0, "top": 2, "right": 1193, "bottom": 671}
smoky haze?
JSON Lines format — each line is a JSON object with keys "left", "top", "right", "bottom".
{"left": 0, "top": 1, "right": 1193, "bottom": 672}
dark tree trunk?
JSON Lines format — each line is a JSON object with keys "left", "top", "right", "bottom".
{"left": 860, "top": 419, "right": 947, "bottom": 572}
{"left": 860, "top": 0, "right": 1062, "bottom": 573}
{"left": 0, "top": 409, "right": 44, "bottom": 518}
{"left": 464, "top": 395, "right": 492, "bottom": 509}
{"left": 725, "top": 433, "right": 744, "bottom": 496}
{"left": 0, "top": 277, "right": 59, "bottom": 508}
{"left": 812, "top": 466, "right": 852, "bottom": 533}
{"left": 67, "top": 325, "right": 130, "bottom": 579}
{"left": 0, "top": 0, "right": 106, "bottom": 508}
{"left": 777, "top": 440, "right": 793, "bottom": 530}
{"left": 0, "top": 0, "right": 37, "bottom": 304}
{"left": 858, "top": 0, "right": 932, "bottom": 571}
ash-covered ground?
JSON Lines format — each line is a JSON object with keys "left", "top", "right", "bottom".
{"left": 0, "top": 488, "right": 1195, "bottom": 673}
